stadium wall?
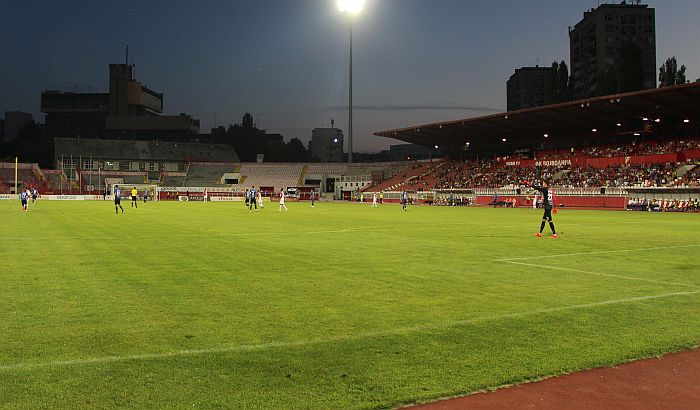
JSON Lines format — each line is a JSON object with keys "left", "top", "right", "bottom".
{"left": 499, "top": 150, "right": 699, "bottom": 169}
{"left": 475, "top": 195, "right": 627, "bottom": 209}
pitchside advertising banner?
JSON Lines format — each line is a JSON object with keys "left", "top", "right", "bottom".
{"left": 209, "top": 196, "right": 243, "bottom": 202}
{"left": 0, "top": 194, "right": 12, "bottom": 200}
{"left": 19, "top": 195, "right": 113, "bottom": 201}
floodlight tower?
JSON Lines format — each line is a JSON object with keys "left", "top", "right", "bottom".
{"left": 338, "top": 0, "right": 365, "bottom": 163}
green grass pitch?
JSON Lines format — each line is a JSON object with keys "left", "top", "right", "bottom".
{"left": 1, "top": 199, "right": 699, "bottom": 408}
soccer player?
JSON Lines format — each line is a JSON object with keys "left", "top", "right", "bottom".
{"left": 278, "top": 188, "right": 288, "bottom": 211}
{"left": 244, "top": 189, "right": 249, "bottom": 208}
{"left": 131, "top": 187, "right": 138, "bottom": 208}
{"left": 525, "top": 179, "right": 558, "bottom": 238}
{"left": 249, "top": 186, "right": 258, "bottom": 212}
{"left": 114, "top": 186, "right": 124, "bottom": 214}
{"left": 143, "top": 189, "right": 148, "bottom": 203}
{"left": 20, "top": 189, "right": 29, "bottom": 212}
{"left": 31, "top": 188, "right": 38, "bottom": 204}
{"left": 379, "top": 192, "right": 383, "bottom": 204}
{"left": 257, "top": 190, "right": 264, "bottom": 209}
{"left": 371, "top": 192, "right": 378, "bottom": 207}
{"left": 310, "top": 190, "right": 315, "bottom": 208}
{"left": 401, "top": 191, "right": 408, "bottom": 211}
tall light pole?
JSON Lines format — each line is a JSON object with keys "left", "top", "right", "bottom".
{"left": 338, "top": 0, "right": 365, "bottom": 163}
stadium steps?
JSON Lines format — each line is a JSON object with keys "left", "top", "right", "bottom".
{"left": 553, "top": 169, "right": 570, "bottom": 181}
{"left": 676, "top": 164, "right": 696, "bottom": 177}
{"left": 297, "top": 165, "right": 309, "bottom": 186}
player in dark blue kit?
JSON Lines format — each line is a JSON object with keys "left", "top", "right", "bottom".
{"left": 310, "top": 190, "right": 315, "bottom": 208}
{"left": 401, "top": 191, "right": 408, "bottom": 211}
{"left": 525, "top": 179, "right": 558, "bottom": 238}
{"left": 20, "top": 189, "right": 29, "bottom": 212}
{"left": 249, "top": 187, "right": 257, "bottom": 212}
{"left": 31, "top": 188, "right": 38, "bottom": 203}
{"left": 114, "top": 186, "right": 124, "bottom": 214}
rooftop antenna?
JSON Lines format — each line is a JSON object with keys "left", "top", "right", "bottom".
{"left": 125, "top": 41, "right": 129, "bottom": 65}
{"left": 331, "top": 118, "right": 335, "bottom": 128}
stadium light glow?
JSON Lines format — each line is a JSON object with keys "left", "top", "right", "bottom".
{"left": 338, "top": 0, "right": 365, "bottom": 14}
{"left": 634, "top": 132, "right": 641, "bottom": 136}
{"left": 684, "top": 119, "right": 691, "bottom": 123}
{"left": 592, "top": 128, "right": 597, "bottom": 132}
{"left": 502, "top": 138, "right": 507, "bottom": 142}
{"left": 434, "top": 145, "right": 439, "bottom": 149}
{"left": 617, "top": 123, "right": 622, "bottom": 127}
{"left": 655, "top": 118, "right": 661, "bottom": 123}
{"left": 642, "top": 117, "right": 649, "bottom": 121}
{"left": 544, "top": 133, "right": 549, "bottom": 138}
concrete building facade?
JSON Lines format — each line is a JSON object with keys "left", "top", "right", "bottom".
{"left": 507, "top": 67, "right": 555, "bottom": 111}
{"left": 41, "top": 62, "right": 199, "bottom": 140}
{"left": 569, "top": 2, "right": 656, "bottom": 99}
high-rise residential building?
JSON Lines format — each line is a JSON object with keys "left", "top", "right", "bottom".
{"left": 569, "top": 2, "right": 656, "bottom": 99}
{"left": 507, "top": 67, "right": 555, "bottom": 111}
{"left": 309, "top": 128, "right": 344, "bottom": 162}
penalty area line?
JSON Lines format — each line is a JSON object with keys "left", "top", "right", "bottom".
{"left": 503, "top": 260, "right": 700, "bottom": 289}
{"left": 0, "top": 290, "right": 697, "bottom": 372}
{"left": 498, "top": 244, "right": 700, "bottom": 262}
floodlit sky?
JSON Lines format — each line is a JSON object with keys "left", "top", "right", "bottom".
{"left": 1, "top": 0, "right": 698, "bottom": 152}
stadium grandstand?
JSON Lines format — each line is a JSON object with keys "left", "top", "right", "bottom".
{"left": 364, "top": 82, "right": 700, "bottom": 210}
{"left": 52, "top": 137, "right": 239, "bottom": 193}
{"left": 2, "top": 83, "right": 698, "bottom": 211}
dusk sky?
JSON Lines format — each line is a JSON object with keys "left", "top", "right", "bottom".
{"left": 2, "top": 0, "right": 699, "bottom": 152}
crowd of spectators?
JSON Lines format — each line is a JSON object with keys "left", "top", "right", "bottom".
{"left": 627, "top": 197, "right": 699, "bottom": 212}
{"left": 398, "top": 161, "right": 698, "bottom": 190}
{"left": 433, "top": 195, "right": 473, "bottom": 206}
{"left": 535, "top": 137, "right": 700, "bottom": 160}
{"left": 556, "top": 163, "right": 679, "bottom": 188}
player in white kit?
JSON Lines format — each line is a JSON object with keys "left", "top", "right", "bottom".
{"left": 257, "top": 190, "right": 264, "bottom": 209}
{"left": 278, "top": 189, "right": 288, "bottom": 211}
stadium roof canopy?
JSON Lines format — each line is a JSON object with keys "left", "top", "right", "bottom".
{"left": 374, "top": 82, "right": 700, "bottom": 149}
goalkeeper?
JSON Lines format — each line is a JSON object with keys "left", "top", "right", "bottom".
{"left": 524, "top": 179, "right": 558, "bottom": 238}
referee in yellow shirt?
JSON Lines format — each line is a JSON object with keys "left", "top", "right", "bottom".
{"left": 131, "top": 187, "right": 138, "bottom": 208}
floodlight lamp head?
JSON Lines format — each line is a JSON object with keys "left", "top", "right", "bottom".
{"left": 338, "top": 0, "right": 365, "bottom": 14}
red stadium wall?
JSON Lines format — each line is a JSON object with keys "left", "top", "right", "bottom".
{"left": 499, "top": 151, "right": 698, "bottom": 169}
{"left": 681, "top": 149, "right": 700, "bottom": 161}
{"left": 476, "top": 195, "right": 627, "bottom": 209}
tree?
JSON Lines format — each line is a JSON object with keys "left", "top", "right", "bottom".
{"left": 241, "top": 112, "right": 254, "bottom": 128}
{"left": 12, "top": 121, "right": 54, "bottom": 168}
{"left": 556, "top": 61, "right": 570, "bottom": 102}
{"left": 546, "top": 61, "right": 571, "bottom": 104}
{"left": 213, "top": 113, "right": 313, "bottom": 162}
{"left": 659, "top": 57, "right": 687, "bottom": 87}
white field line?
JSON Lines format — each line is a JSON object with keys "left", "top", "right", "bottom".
{"left": 498, "top": 244, "right": 700, "bottom": 262}
{"left": 1, "top": 289, "right": 697, "bottom": 372}
{"left": 0, "top": 225, "right": 383, "bottom": 241}
{"left": 504, "top": 260, "right": 700, "bottom": 289}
